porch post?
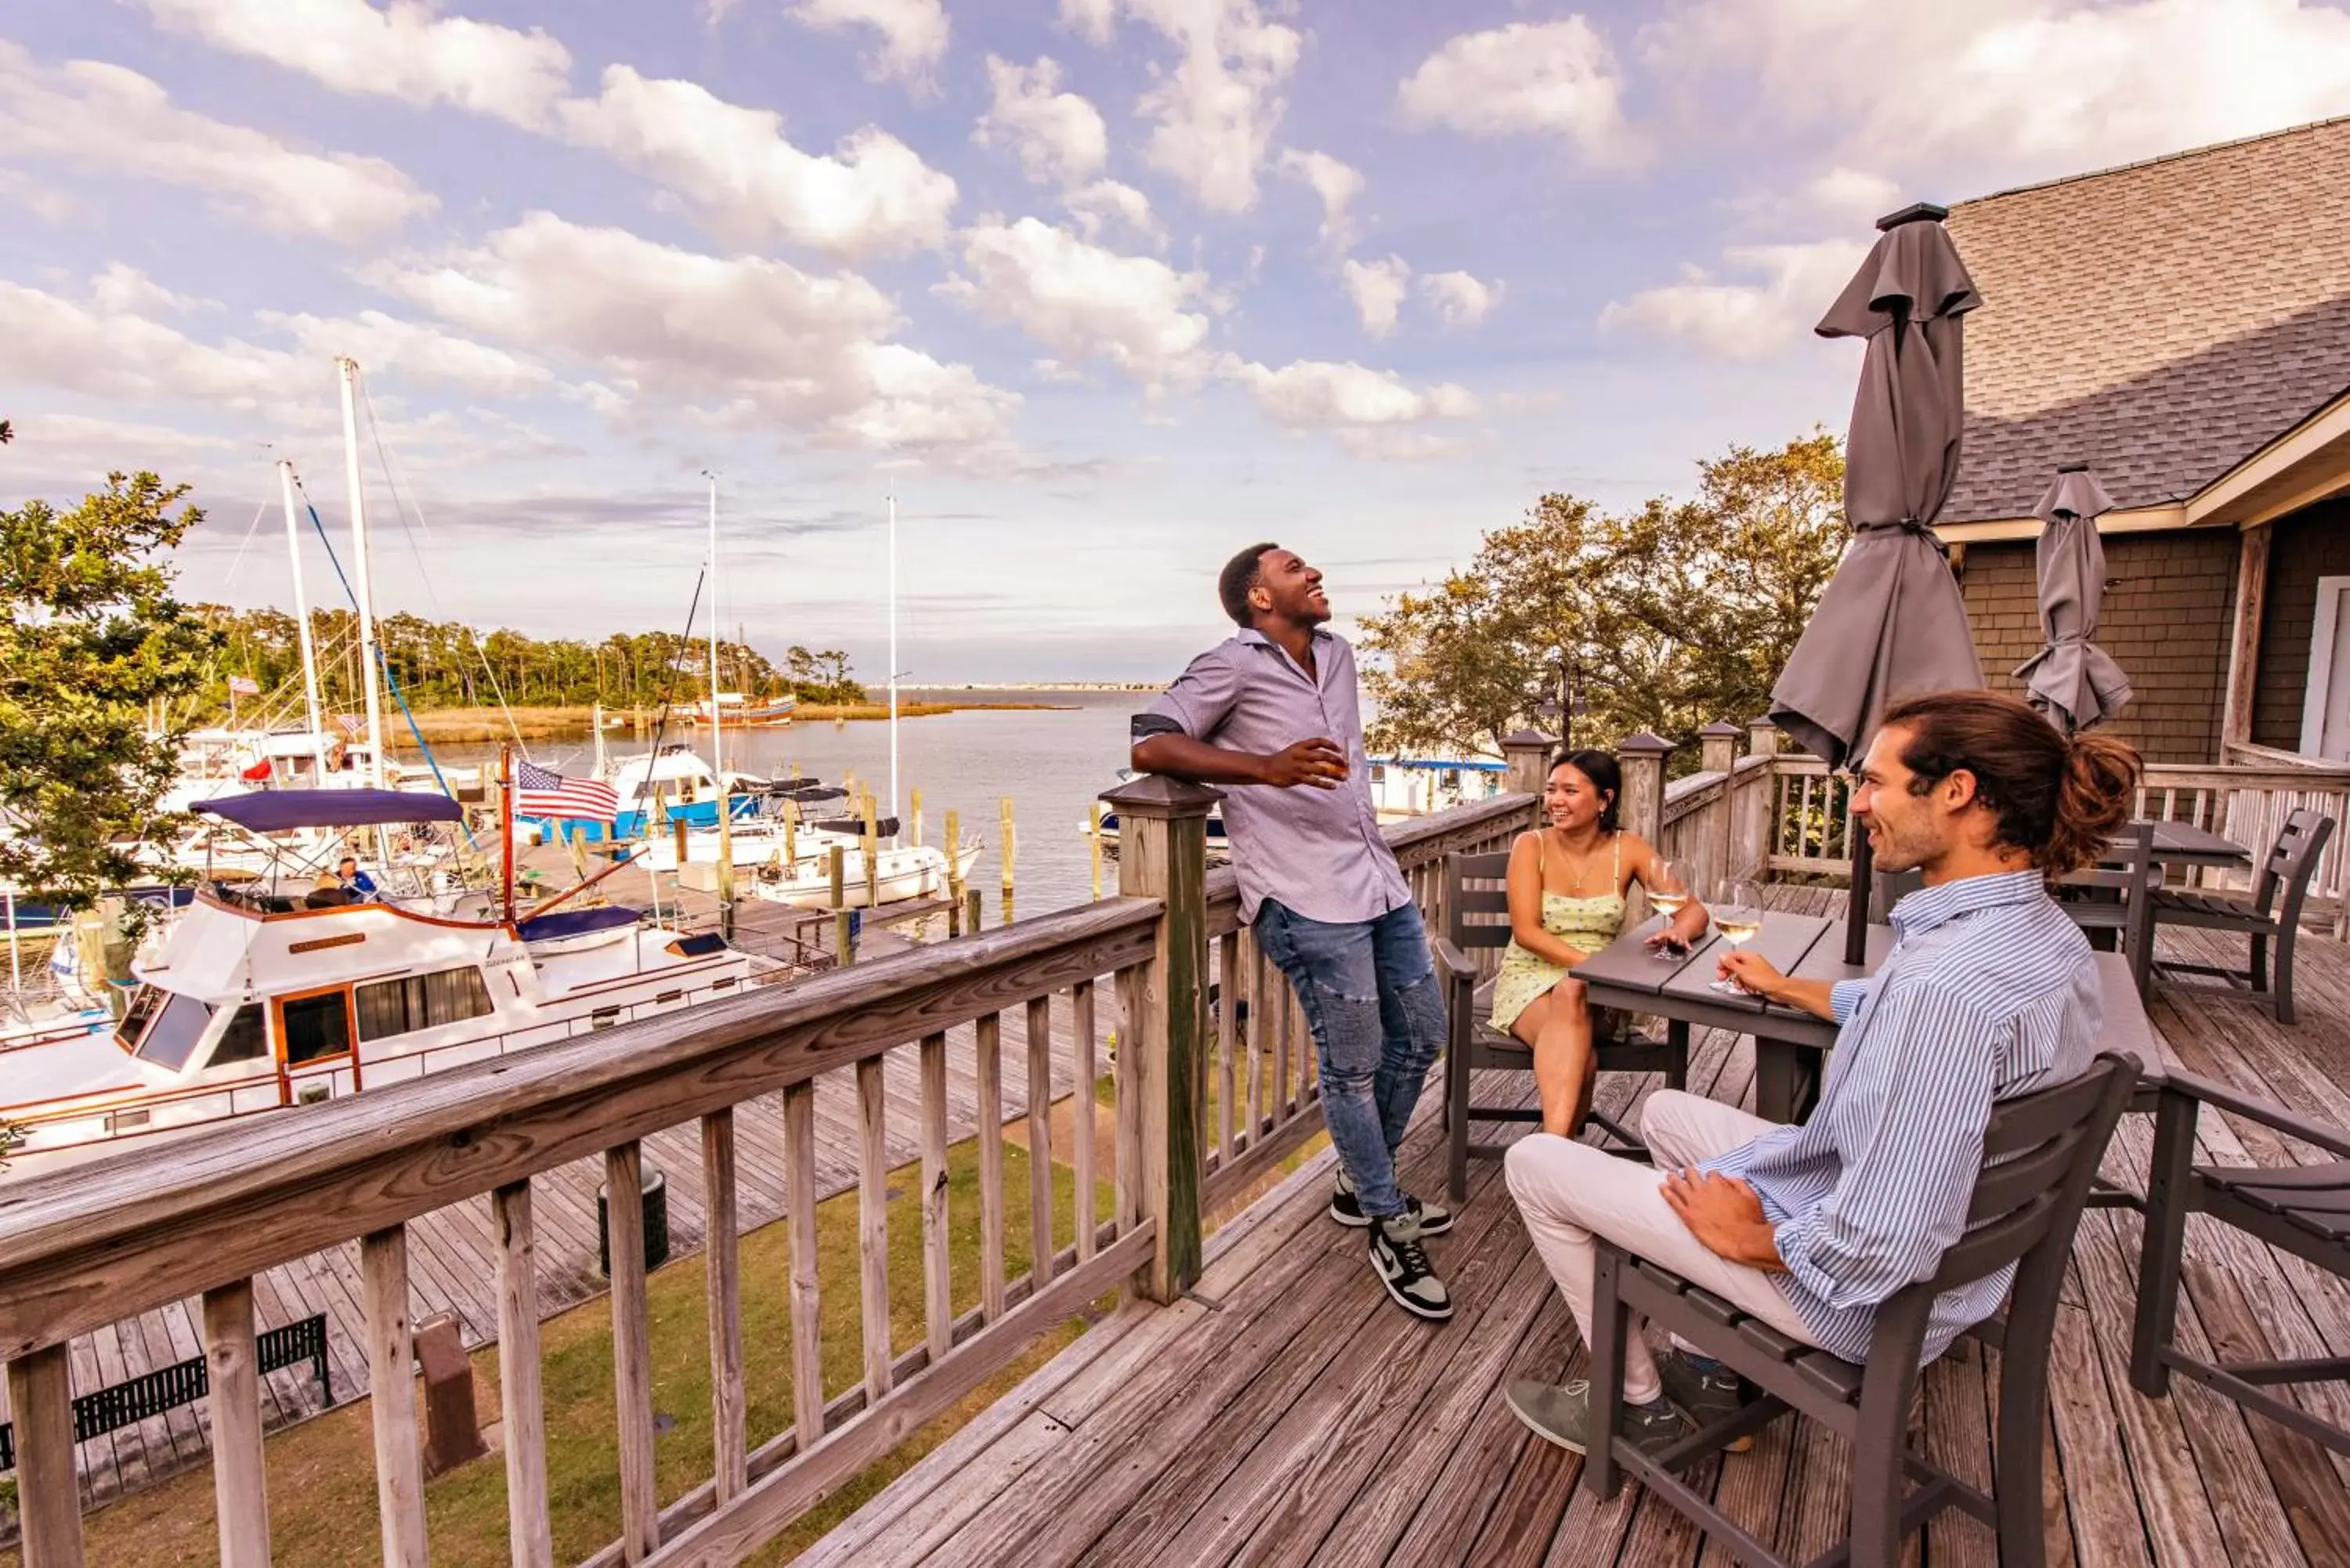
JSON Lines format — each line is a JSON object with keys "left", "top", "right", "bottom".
{"left": 1616, "top": 733, "right": 1672, "bottom": 921}
{"left": 1748, "top": 717, "right": 1780, "bottom": 881}
{"left": 1100, "top": 772, "right": 1220, "bottom": 1304}
{"left": 1747, "top": 717, "right": 1779, "bottom": 759}
{"left": 1501, "top": 728, "right": 1553, "bottom": 797}
{"left": 1699, "top": 721, "right": 1742, "bottom": 889}
{"left": 2222, "top": 522, "right": 2271, "bottom": 754}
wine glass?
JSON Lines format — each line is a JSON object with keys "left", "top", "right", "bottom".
{"left": 1646, "top": 858, "right": 1691, "bottom": 959}
{"left": 1708, "top": 880, "right": 1765, "bottom": 992}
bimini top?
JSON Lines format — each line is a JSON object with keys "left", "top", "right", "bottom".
{"left": 195, "top": 788, "right": 465, "bottom": 832}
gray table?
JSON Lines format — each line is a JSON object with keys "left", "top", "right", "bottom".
{"left": 2108, "top": 819, "right": 2250, "bottom": 869}
{"left": 1575, "top": 912, "right": 2157, "bottom": 1123}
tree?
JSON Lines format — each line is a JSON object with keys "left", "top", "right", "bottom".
{"left": 1359, "top": 432, "right": 1848, "bottom": 768}
{"left": 0, "top": 472, "right": 219, "bottom": 913}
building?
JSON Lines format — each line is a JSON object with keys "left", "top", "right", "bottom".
{"left": 1939, "top": 115, "right": 2350, "bottom": 764}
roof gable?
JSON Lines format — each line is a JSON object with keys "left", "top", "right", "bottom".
{"left": 1943, "top": 116, "right": 2350, "bottom": 525}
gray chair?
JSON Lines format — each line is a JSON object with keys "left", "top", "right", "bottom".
{"left": 1585, "top": 1053, "right": 2136, "bottom": 1568}
{"left": 2059, "top": 820, "right": 2159, "bottom": 999}
{"left": 2130, "top": 1071, "right": 2350, "bottom": 1455}
{"left": 2149, "top": 809, "right": 2334, "bottom": 1024}
{"left": 1432, "top": 849, "right": 1687, "bottom": 1204}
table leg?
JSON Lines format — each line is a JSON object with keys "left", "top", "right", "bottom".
{"left": 1756, "top": 1039, "right": 1798, "bottom": 1125}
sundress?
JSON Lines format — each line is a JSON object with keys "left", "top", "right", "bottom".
{"left": 1488, "top": 832, "right": 1627, "bottom": 1035}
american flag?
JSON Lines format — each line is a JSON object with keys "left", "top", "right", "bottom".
{"left": 514, "top": 759, "right": 619, "bottom": 822}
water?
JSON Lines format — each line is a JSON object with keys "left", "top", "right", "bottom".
{"left": 438, "top": 689, "right": 1145, "bottom": 916}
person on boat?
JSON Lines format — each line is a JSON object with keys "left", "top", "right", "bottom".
{"left": 304, "top": 871, "right": 356, "bottom": 909}
{"left": 337, "top": 855, "right": 378, "bottom": 901}
{"left": 1490, "top": 750, "right": 1708, "bottom": 1140}
{"left": 1501, "top": 688, "right": 2138, "bottom": 1460}
{"left": 1131, "top": 543, "right": 1456, "bottom": 1324}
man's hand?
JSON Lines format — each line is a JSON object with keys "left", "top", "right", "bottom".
{"left": 1255, "top": 737, "right": 1348, "bottom": 789}
{"left": 1661, "top": 1169, "right": 1785, "bottom": 1271}
{"left": 1716, "top": 949, "right": 1785, "bottom": 1000}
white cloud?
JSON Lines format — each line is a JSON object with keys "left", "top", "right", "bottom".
{"left": 136, "top": 0, "right": 573, "bottom": 129}
{"left": 90, "top": 264, "right": 212, "bottom": 317}
{"left": 1115, "top": 0, "right": 1304, "bottom": 215}
{"left": 555, "top": 67, "right": 957, "bottom": 256}
{"left": 974, "top": 56, "right": 1108, "bottom": 187}
{"left": 0, "top": 278, "right": 294, "bottom": 410}
{"left": 1420, "top": 270, "right": 1503, "bottom": 328}
{"left": 1397, "top": 18, "right": 1632, "bottom": 164}
{"left": 1337, "top": 428, "right": 1477, "bottom": 461}
{"left": 1801, "top": 168, "right": 1902, "bottom": 225}
{"left": 1275, "top": 148, "right": 1365, "bottom": 249}
{"left": 0, "top": 42, "right": 433, "bottom": 240}
{"left": 788, "top": 0, "right": 951, "bottom": 91}
{"left": 1341, "top": 256, "right": 1412, "bottom": 338}
{"left": 1, "top": 413, "right": 242, "bottom": 484}
{"left": 1644, "top": 0, "right": 2350, "bottom": 189}
{"left": 1066, "top": 179, "right": 1164, "bottom": 247}
{"left": 937, "top": 217, "right": 1212, "bottom": 385}
{"left": 1222, "top": 356, "right": 1477, "bottom": 428}
{"left": 256, "top": 309, "right": 555, "bottom": 399}
{"left": 1598, "top": 239, "right": 1868, "bottom": 358}
{"left": 1059, "top": 0, "right": 1119, "bottom": 46}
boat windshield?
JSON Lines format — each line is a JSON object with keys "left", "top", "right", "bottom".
{"left": 118, "top": 987, "right": 217, "bottom": 1071}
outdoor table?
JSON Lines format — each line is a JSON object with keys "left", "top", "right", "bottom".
{"left": 2105, "top": 819, "right": 2250, "bottom": 870}
{"left": 1574, "top": 912, "right": 2158, "bottom": 1125}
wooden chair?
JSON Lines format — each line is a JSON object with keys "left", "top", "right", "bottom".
{"left": 2059, "top": 820, "right": 2158, "bottom": 999}
{"left": 1585, "top": 1053, "right": 2136, "bottom": 1568}
{"left": 2149, "top": 809, "right": 2334, "bottom": 1024}
{"left": 1431, "top": 849, "right": 1687, "bottom": 1204}
{"left": 2130, "top": 1071, "right": 2350, "bottom": 1455}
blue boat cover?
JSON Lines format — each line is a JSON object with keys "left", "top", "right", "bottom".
{"left": 515, "top": 905, "right": 642, "bottom": 942}
{"left": 196, "top": 789, "right": 465, "bottom": 831}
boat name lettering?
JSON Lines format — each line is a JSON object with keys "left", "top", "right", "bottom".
{"left": 287, "top": 933, "right": 367, "bottom": 955}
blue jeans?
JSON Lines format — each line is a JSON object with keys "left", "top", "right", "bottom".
{"left": 1253, "top": 898, "right": 1448, "bottom": 1218}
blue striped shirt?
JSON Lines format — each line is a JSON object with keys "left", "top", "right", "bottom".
{"left": 1701, "top": 870, "right": 2100, "bottom": 1364}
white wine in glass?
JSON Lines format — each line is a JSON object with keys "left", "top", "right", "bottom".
{"left": 1709, "top": 880, "right": 1765, "bottom": 991}
{"left": 1647, "top": 859, "right": 1690, "bottom": 959}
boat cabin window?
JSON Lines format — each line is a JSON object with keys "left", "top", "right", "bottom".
{"left": 120, "top": 988, "right": 214, "bottom": 1071}
{"left": 281, "top": 991, "right": 353, "bottom": 1066}
{"left": 210, "top": 1004, "right": 269, "bottom": 1067}
{"left": 355, "top": 966, "right": 494, "bottom": 1043}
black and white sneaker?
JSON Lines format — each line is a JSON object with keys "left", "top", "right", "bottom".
{"left": 1368, "top": 1213, "right": 1453, "bottom": 1321}
{"left": 1331, "top": 1165, "right": 1453, "bottom": 1234}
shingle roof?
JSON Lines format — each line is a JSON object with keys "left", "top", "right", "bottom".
{"left": 1942, "top": 115, "right": 2350, "bottom": 525}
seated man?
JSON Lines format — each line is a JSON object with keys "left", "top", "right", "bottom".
{"left": 337, "top": 855, "right": 378, "bottom": 901}
{"left": 1503, "top": 689, "right": 2140, "bottom": 1454}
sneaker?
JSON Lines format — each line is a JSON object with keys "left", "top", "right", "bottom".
{"left": 1656, "top": 1349, "right": 1755, "bottom": 1453}
{"left": 1368, "top": 1213, "right": 1454, "bottom": 1321}
{"left": 1506, "top": 1378, "right": 1693, "bottom": 1458}
{"left": 1331, "top": 1165, "right": 1454, "bottom": 1234}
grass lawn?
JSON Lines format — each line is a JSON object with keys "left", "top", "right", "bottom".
{"left": 7, "top": 1133, "right": 1112, "bottom": 1568}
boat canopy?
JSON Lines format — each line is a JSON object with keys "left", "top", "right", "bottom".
{"left": 515, "top": 906, "right": 641, "bottom": 942}
{"left": 195, "top": 789, "right": 465, "bottom": 831}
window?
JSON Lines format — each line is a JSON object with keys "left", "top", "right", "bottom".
{"left": 210, "top": 1004, "right": 268, "bottom": 1067}
{"left": 354, "top": 967, "right": 494, "bottom": 1043}
{"left": 281, "top": 991, "right": 352, "bottom": 1066}
{"left": 126, "top": 990, "right": 216, "bottom": 1072}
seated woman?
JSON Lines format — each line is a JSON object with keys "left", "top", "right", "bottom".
{"left": 302, "top": 871, "right": 355, "bottom": 909}
{"left": 1488, "top": 750, "right": 1707, "bottom": 1137}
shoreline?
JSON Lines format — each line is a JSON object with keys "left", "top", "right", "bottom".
{"left": 397, "top": 701, "right": 1076, "bottom": 742}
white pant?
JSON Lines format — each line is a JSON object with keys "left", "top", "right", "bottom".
{"left": 1504, "top": 1089, "right": 1821, "bottom": 1404}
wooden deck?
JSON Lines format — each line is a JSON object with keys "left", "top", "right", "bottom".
{"left": 2, "top": 992, "right": 1095, "bottom": 1511}
{"left": 804, "top": 889, "right": 2350, "bottom": 1568}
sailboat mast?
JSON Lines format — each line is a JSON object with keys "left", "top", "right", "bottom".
{"left": 335, "top": 358, "right": 388, "bottom": 789}
{"left": 277, "top": 459, "right": 330, "bottom": 780}
{"left": 888, "top": 482, "right": 900, "bottom": 831}
{"left": 706, "top": 472, "right": 733, "bottom": 912}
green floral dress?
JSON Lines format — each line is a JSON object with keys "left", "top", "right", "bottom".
{"left": 1488, "top": 832, "right": 1627, "bottom": 1035}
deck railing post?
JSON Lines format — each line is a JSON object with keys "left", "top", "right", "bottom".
{"left": 1616, "top": 732, "right": 1672, "bottom": 918}
{"left": 1699, "top": 721, "right": 1741, "bottom": 888}
{"left": 1101, "top": 771, "right": 1222, "bottom": 1304}
{"left": 1748, "top": 717, "right": 1781, "bottom": 882}
{"left": 1501, "top": 728, "right": 1553, "bottom": 798}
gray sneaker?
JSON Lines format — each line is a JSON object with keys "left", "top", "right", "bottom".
{"left": 1331, "top": 1165, "right": 1453, "bottom": 1234}
{"left": 1657, "top": 1349, "right": 1755, "bottom": 1452}
{"left": 1506, "top": 1378, "right": 1693, "bottom": 1458}
{"left": 1368, "top": 1212, "right": 1453, "bottom": 1321}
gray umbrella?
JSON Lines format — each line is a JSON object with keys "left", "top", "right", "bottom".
{"left": 2014, "top": 464, "right": 2131, "bottom": 732}
{"left": 1766, "top": 204, "right": 1984, "bottom": 959}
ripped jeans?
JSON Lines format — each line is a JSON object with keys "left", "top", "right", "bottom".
{"left": 1253, "top": 898, "right": 1448, "bottom": 1219}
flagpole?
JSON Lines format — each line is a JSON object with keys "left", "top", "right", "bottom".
{"left": 704, "top": 471, "right": 734, "bottom": 929}
{"left": 500, "top": 742, "right": 515, "bottom": 928}
{"left": 887, "top": 480, "right": 900, "bottom": 832}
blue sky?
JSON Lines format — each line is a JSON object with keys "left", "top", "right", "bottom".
{"left": 5, "top": 1, "right": 2349, "bottom": 681}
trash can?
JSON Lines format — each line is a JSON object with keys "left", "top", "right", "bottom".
{"left": 597, "top": 1165, "right": 671, "bottom": 1277}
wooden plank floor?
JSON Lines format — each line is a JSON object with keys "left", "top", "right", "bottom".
{"left": 807, "top": 887, "right": 2350, "bottom": 1568}
{"left": 0, "top": 989, "right": 1104, "bottom": 1510}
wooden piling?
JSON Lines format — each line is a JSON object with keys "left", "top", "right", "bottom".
{"left": 945, "top": 809, "right": 964, "bottom": 935}
{"left": 830, "top": 846, "right": 851, "bottom": 966}
{"left": 1089, "top": 801, "right": 1104, "bottom": 901}
{"left": 910, "top": 787, "right": 924, "bottom": 847}
{"left": 1000, "top": 796, "right": 1017, "bottom": 925}
{"left": 861, "top": 793, "right": 880, "bottom": 909}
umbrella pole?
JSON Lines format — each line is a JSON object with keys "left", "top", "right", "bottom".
{"left": 1846, "top": 828, "right": 1874, "bottom": 965}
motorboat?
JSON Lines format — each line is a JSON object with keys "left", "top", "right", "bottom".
{"left": 747, "top": 839, "right": 984, "bottom": 911}
{"left": 689, "top": 692, "right": 796, "bottom": 727}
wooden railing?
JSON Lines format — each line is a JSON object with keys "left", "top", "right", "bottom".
{"left": 0, "top": 788, "right": 1533, "bottom": 1568}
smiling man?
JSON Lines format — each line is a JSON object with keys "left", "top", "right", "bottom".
{"left": 1130, "top": 542, "right": 1457, "bottom": 1322}
{"left": 1501, "top": 688, "right": 2140, "bottom": 1456}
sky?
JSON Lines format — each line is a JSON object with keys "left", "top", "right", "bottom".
{"left": 5, "top": 1, "right": 2350, "bottom": 683}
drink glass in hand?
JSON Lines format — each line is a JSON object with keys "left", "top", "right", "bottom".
{"left": 1646, "top": 858, "right": 1690, "bottom": 959}
{"left": 1708, "top": 880, "right": 1765, "bottom": 992}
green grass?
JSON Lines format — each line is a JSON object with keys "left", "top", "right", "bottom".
{"left": 8, "top": 1135, "right": 1113, "bottom": 1568}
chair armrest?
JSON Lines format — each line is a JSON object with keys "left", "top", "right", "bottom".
{"left": 1433, "top": 936, "right": 1478, "bottom": 987}
{"left": 2156, "top": 1069, "right": 2350, "bottom": 1161}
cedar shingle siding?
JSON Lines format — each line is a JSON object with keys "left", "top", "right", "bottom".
{"left": 2252, "top": 497, "right": 2350, "bottom": 752}
{"left": 1961, "top": 531, "right": 2236, "bottom": 764}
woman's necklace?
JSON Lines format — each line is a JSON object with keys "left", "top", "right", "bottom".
{"left": 1546, "top": 826, "right": 1612, "bottom": 897}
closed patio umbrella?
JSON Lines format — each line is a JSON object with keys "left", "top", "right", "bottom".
{"left": 1768, "top": 204, "right": 1984, "bottom": 961}
{"left": 2015, "top": 464, "right": 2131, "bottom": 732}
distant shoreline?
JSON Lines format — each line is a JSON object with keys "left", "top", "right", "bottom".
{"left": 400, "top": 700, "right": 1077, "bottom": 742}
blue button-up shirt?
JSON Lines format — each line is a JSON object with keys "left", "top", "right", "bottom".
{"left": 1702, "top": 869, "right": 2100, "bottom": 1364}
{"left": 1133, "top": 628, "right": 1412, "bottom": 926}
